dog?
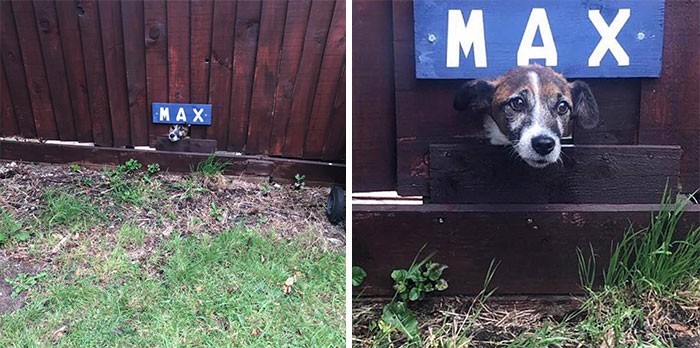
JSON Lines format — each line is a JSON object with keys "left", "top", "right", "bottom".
{"left": 453, "top": 65, "right": 599, "bottom": 168}
{"left": 168, "top": 124, "right": 190, "bottom": 142}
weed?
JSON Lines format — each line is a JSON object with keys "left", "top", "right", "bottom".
{"left": 193, "top": 153, "right": 229, "bottom": 176}
{"left": 146, "top": 163, "right": 160, "bottom": 176}
{"left": 42, "top": 191, "right": 102, "bottom": 228}
{"left": 171, "top": 176, "right": 206, "bottom": 200}
{"left": 79, "top": 177, "right": 94, "bottom": 187}
{"left": 0, "top": 210, "right": 26, "bottom": 246}
{"left": 392, "top": 257, "right": 449, "bottom": 302}
{"left": 294, "top": 173, "right": 306, "bottom": 190}
{"left": 122, "top": 158, "right": 142, "bottom": 173}
{"left": 259, "top": 181, "right": 272, "bottom": 195}
{"left": 69, "top": 164, "right": 80, "bottom": 172}
{"left": 5, "top": 272, "right": 47, "bottom": 298}
{"left": 352, "top": 266, "right": 367, "bottom": 287}
{"left": 210, "top": 202, "right": 224, "bottom": 222}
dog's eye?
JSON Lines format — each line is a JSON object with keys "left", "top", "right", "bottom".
{"left": 509, "top": 97, "right": 526, "bottom": 112}
{"left": 556, "top": 101, "right": 570, "bottom": 115}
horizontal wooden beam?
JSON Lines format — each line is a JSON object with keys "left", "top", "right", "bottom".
{"left": 154, "top": 136, "right": 217, "bottom": 153}
{"left": 353, "top": 204, "right": 700, "bottom": 296}
{"left": 0, "top": 140, "right": 345, "bottom": 185}
{"left": 430, "top": 144, "right": 681, "bottom": 204}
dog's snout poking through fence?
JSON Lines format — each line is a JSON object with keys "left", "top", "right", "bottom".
{"left": 167, "top": 124, "right": 190, "bottom": 143}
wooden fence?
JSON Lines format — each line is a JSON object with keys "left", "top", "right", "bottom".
{"left": 353, "top": 0, "right": 700, "bottom": 296}
{"left": 1, "top": 0, "right": 345, "bottom": 162}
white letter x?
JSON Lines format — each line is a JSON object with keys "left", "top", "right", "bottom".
{"left": 588, "top": 9, "right": 630, "bottom": 67}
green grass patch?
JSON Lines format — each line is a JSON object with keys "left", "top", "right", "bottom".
{"left": 193, "top": 153, "right": 230, "bottom": 176}
{"left": 42, "top": 191, "right": 104, "bottom": 228}
{"left": 0, "top": 228, "right": 345, "bottom": 347}
{"left": 0, "top": 210, "right": 27, "bottom": 246}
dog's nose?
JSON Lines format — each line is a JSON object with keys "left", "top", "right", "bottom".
{"left": 531, "top": 135, "right": 555, "bottom": 155}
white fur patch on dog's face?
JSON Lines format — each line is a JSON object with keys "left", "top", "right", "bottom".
{"left": 168, "top": 125, "right": 189, "bottom": 142}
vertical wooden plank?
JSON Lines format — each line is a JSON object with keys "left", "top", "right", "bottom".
{"left": 121, "top": 0, "right": 149, "bottom": 146}
{"left": 227, "top": 1, "right": 262, "bottom": 152}
{"left": 167, "top": 0, "right": 190, "bottom": 106}
{"left": 11, "top": 0, "right": 58, "bottom": 140}
{"left": 321, "top": 65, "right": 345, "bottom": 161}
{"left": 352, "top": 0, "right": 396, "bottom": 192}
{"left": 55, "top": 0, "right": 92, "bottom": 143}
{"left": 0, "top": 59, "right": 20, "bottom": 136}
{"left": 302, "top": 0, "right": 345, "bottom": 159}
{"left": 206, "top": 0, "right": 237, "bottom": 148}
{"left": 144, "top": 0, "right": 168, "bottom": 145}
{"left": 244, "top": 0, "right": 287, "bottom": 154}
{"left": 268, "top": 0, "right": 311, "bottom": 156}
{"left": 189, "top": 0, "right": 214, "bottom": 139}
{"left": 281, "top": 0, "right": 335, "bottom": 158}
{"left": 33, "top": 0, "right": 76, "bottom": 141}
{"left": 98, "top": 0, "right": 130, "bottom": 147}
{"left": 77, "top": 0, "right": 113, "bottom": 146}
{"left": 0, "top": 1, "right": 37, "bottom": 138}
{"left": 639, "top": 0, "right": 699, "bottom": 192}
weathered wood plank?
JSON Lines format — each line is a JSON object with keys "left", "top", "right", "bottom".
{"left": 322, "top": 65, "right": 345, "bottom": 161}
{"left": 154, "top": 136, "right": 217, "bottom": 154}
{"left": 0, "top": 59, "right": 19, "bottom": 136}
{"left": 429, "top": 144, "right": 680, "bottom": 204}
{"left": 0, "top": 1, "right": 37, "bottom": 138}
{"left": 167, "top": 0, "right": 190, "bottom": 106}
{"left": 55, "top": 0, "right": 92, "bottom": 143}
{"left": 189, "top": 0, "right": 214, "bottom": 139}
{"left": 33, "top": 0, "right": 76, "bottom": 141}
{"left": 0, "top": 140, "right": 345, "bottom": 185}
{"left": 268, "top": 0, "right": 312, "bottom": 156}
{"left": 245, "top": 0, "right": 288, "bottom": 155}
{"left": 227, "top": 1, "right": 262, "bottom": 152}
{"left": 352, "top": 0, "right": 397, "bottom": 192}
{"left": 98, "top": 0, "right": 130, "bottom": 147}
{"left": 144, "top": 0, "right": 168, "bottom": 145}
{"left": 77, "top": 0, "right": 113, "bottom": 146}
{"left": 303, "top": 0, "right": 345, "bottom": 159}
{"left": 121, "top": 0, "right": 149, "bottom": 146}
{"left": 639, "top": 0, "right": 700, "bottom": 192}
{"left": 206, "top": 0, "right": 237, "bottom": 149}
{"left": 353, "top": 204, "right": 700, "bottom": 295}
{"left": 11, "top": 0, "right": 58, "bottom": 140}
{"left": 282, "top": 0, "right": 335, "bottom": 158}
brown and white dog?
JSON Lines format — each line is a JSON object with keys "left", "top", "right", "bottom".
{"left": 454, "top": 65, "right": 599, "bottom": 168}
{"left": 168, "top": 124, "right": 190, "bottom": 142}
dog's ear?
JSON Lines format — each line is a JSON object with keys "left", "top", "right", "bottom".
{"left": 569, "top": 80, "right": 599, "bottom": 129}
{"left": 453, "top": 79, "right": 496, "bottom": 115}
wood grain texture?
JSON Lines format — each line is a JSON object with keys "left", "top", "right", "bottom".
{"left": 353, "top": 204, "right": 700, "bottom": 295}
{"left": 639, "top": 0, "right": 700, "bottom": 192}
{"left": 245, "top": 0, "right": 288, "bottom": 155}
{"left": 282, "top": 0, "right": 335, "bottom": 158}
{"left": 0, "top": 1, "right": 37, "bottom": 138}
{"left": 303, "top": 0, "right": 345, "bottom": 159}
{"left": 268, "top": 0, "right": 312, "bottom": 156}
{"left": 144, "top": 0, "right": 168, "bottom": 145}
{"left": 33, "top": 0, "right": 76, "bottom": 141}
{"left": 12, "top": 0, "right": 58, "bottom": 140}
{"left": 0, "top": 140, "right": 345, "bottom": 184}
{"left": 429, "top": 144, "right": 680, "bottom": 204}
{"left": 227, "top": 1, "right": 262, "bottom": 152}
{"left": 0, "top": 59, "right": 19, "bottom": 136}
{"left": 121, "top": 0, "right": 149, "bottom": 146}
{"left": 352, "top": 0, "right": 397, "bottom": 192}
{"left": 77, "top": 0, "right": 113, "bottom": 146}
{"left": 98, "top": 0, "right": 130, "bottom": 147}
{"left": 154, "top": 136, "right": 216, "bottom": 154}
{"left": 55, "top": 0, "right": 92, "bottom": 143}
{"left": 206, "top": 0, "right": 237, "bottom": 149}
{"left": 322, "top": 65, "right": 345, "bottom": 161}
{"left": 189, "top": 0, "right": 213, "bottom": 139}
{"left": 167, "top": 0, "right": 190, "bottom": 106}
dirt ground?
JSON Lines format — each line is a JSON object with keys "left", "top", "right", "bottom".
{"left": 0, "top": 160, "right": 345, "bottom": 314}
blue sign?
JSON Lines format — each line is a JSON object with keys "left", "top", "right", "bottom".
{"left": 151, "top": 103, "right": 212, "bottom": 125}
{"left": 414, "top": 0, "right": 665, "bottom": 79}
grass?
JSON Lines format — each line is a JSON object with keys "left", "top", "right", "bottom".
{"left": 1, "top": 228, "right": 344, "bottom": 347}
{"left": 0, "top": 162, "right": 345, "bottom": 347}
{"left": 193, "top": 153, "right": 230, "bottom": 176}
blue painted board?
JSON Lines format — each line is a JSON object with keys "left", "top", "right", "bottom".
{"left": 152, "top": 103, "right": 212, "bottom": 125}
{"left": 414, "top": 0, "right": 665, "bottom": 79}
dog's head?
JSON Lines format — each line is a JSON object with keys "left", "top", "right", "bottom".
{"left": 454, "top": 65, "right": 599, "bottom": 168}
{"left": 168, "top": 124, "right": 189, "bottom": 142}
